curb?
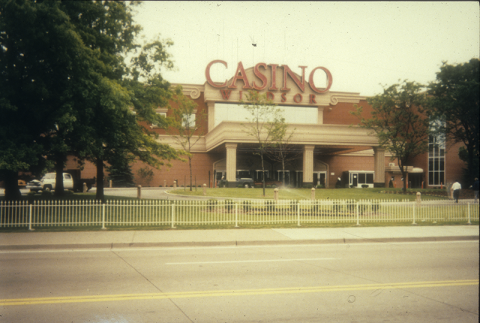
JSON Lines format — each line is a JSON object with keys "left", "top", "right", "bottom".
{"left": 0, "top": 236, "right": 477, "bottom": 251}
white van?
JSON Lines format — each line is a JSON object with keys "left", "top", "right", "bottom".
{"left": 39, "top": 172, "right": 74, "bottom": 191}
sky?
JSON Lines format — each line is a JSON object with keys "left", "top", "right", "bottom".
{"left": 132, "top": 1, "right": 479, "bottom": 97}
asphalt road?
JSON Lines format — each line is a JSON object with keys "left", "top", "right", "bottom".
{"left": 1, "top": 240, "right": 478, "bottom": 322}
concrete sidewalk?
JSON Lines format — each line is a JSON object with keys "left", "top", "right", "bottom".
{"left": 0, "top": 225, "right": 478, "bottom": 251}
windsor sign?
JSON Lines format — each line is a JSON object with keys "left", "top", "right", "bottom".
{"left": 205, "top": 60, "right": 333, "bottom": 104}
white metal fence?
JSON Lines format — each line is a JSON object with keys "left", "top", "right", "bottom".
{"left": 0, "top": 199, "right": 478, "bottom": 229}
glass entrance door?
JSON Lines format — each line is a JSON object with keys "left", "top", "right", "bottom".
{"left": 277, "top": 170, "right": 291, "bottom": 186}
{"left": 314, "top": 172, "right": 327, "bottom": 187}
{"left": 296, "top": 171, "right": 303, "bottom": 188}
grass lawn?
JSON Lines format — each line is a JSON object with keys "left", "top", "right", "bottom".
{"left": 168, "top": 187, "right": 448, "bottom": 201}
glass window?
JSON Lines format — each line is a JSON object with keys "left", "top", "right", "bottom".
{"left": 182, "top": 114, "right": 195, "bottom": 128}
{"left": 366, "top": 173, "right": 374, "bottom": 183}
{"left": 428, "top": 122, "right": 445, "bottom": 186}
{"left": 359, "top": 173, "right": 366, "bottom": 184}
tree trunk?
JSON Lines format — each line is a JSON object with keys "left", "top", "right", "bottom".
{"left": 95, "top": 158, "right": 105, "bottom": 202}
{"left": 3, "top": 170, "right": 21, "bottom": 201}
{"left": 189, "top": 156, "right": 193, "bottom": 191}
{"left": 54, "top": 154, "right": 65, "bottom": 197}
{"left": 261, "top": 152, "right": 266, "bottom": 197}
{"left": 400, "top": 167, "right": 408, "bottom": 193}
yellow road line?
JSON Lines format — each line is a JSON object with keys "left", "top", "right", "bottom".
{"left": 1, "top": 279, "right": 478, "bottom": 306}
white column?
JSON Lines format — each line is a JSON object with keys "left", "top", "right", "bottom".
{"left": 303, "top": 145, "right": 315, "bottom": 186}
{"left": 225, "top": 143, "right": 237, "bottom": 184}
{"left": 373, "top": 147, "right": 386, "bottom": 187}
{"left": 207, "top": 101, "right": 215, "bottom": 132}
{"left": 317, "top": 106, "right": 325, "bottom": 124}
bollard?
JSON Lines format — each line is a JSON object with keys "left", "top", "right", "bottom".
{"left": 173, "top": 180, "right": 177, "bottom": 189}
{"left": 137, "top": 185, "right": 141, "bottom": 199}
{"left": 109, "top": 180, "right": 112, "bottom": 188}
{"left": 416, "top": 192, "right": 421, "bottom": 205}
{"left": 203, "top": 183, "right": 207, "bottom": 196}
{"left": 311, "top": 187, "right": 315, "bottom": 200}
{"left": 82, "top": 182, "right": 87, "bottom": 193}
{"left": 274, "top": 188, "right": 279, "bottom": 201}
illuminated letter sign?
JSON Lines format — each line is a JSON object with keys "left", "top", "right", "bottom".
{"left": 228, "top": 62, "right": 251, "bottom": 89}
{"left": 268, "top": 64, "right": 279, "bottom": 91}
{"left": 308, "top": 67, "right": 333, "bottom": 93}
{"left": 281, "top": 65, "right": 307, "bottom": 92}
{"left": 205, "top": 60, "right": 228, "bottom": 88}
{"left": 205, "top": 61, "right": 334, "bottom": 100}
{"left": 252, "top": 63, "right": 268, "bottom": 90}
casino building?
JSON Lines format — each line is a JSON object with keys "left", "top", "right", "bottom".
{"left": 70, "top": 61, "right": 465, "bottom": 189}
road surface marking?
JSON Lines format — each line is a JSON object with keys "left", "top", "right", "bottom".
{"left": 1, "top": 279, "right": 477, "bottom": 306}
{"left": 166, "top": 258, "right": 337, "bottom": 265}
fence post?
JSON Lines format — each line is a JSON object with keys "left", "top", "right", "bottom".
{"left": 235, "top": 202, "right": 239, "bottom": 228}
{"left": 101, "top": 202, "right": 106, "bottom": 230}
{"left": 28, "top": 203, "right": 34, "bottom": 231}
{"left": 297, "top": 201, "right": 301, "bottom": 227}
{"left": 467, "top": 203, "right": 471, "bottom": 225}
{"left": 171, "top": 202, "right": 176, "bottom": 228}
{"left": 412, "top": 203, "right": 417, "bottom": 225}
{"left": 356, "top": 202, "right": 360, "bottom": 226}
{"left": 137, "top": 185, "right": 142, "bottom": 199}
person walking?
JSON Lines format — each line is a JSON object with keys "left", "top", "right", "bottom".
{"left": 472, "top": 178, "right": 479, "bottom": 203}
{"left": 451, "top": 180, "right": 462, "bottom": 203}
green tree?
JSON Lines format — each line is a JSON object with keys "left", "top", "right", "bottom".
{"left": 241, "top": 90, "right": 285, "bottom": 196}
{"left": 351, "top": 81, "right": 430, "bottom": 192}
{"left": 266, "top": 124, "right": 297, "bottom": 187}
{"left": 1, "top": 1, "right": 179, "bottom": 201}
{"left": 428, "top": 59, "right": 479, "bottom": 184}
{"left": 106, "top": 149, "right": 135, "bottom": 188}
{"left": 59, "top": 1, "right": 178, "bottom": 201}
{"left": 167, "top": 85, "right": 205, "bottom": 191}
{"left": 0, "top": 0, "right": 90, "bottom": 200}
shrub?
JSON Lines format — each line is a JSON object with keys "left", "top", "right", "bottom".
{"left": 225, "top": 199, "right": 234, "bottom": 212}
{"left": 242, "top": 200, "right": 251, "bottom": 212}
{"left": 290, "top": 200, "right": 298, "bottom": 212}
{"left": 207, "top": 199, "right": 218, "bottom": 211}
{"left": 265, "top": 200, "right": 275, "bottom": 212}
{"left": 41, "top": 190, "right": 53, "bottom": 197}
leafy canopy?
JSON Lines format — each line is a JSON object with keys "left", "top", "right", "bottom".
{"left": 351, "top": 81, "right": 430, "bottom": 191}
{"left": 428, "top": 59, "right": 479, "bottom": 182}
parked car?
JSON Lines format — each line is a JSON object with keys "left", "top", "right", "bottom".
{"left": 27, "top": 173, "right": 75, "bottom": 193}
{"left": 26, "top": 179, "right": 42, "bottom": 192}
{"left": 237, "top": 178, "right": 254, "bottom": 188}
{"left": 216, "top": 178, "right": 254, "bottom": 188}
{"left": 254, "top": 180, "right": 283, "bottom": 188}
